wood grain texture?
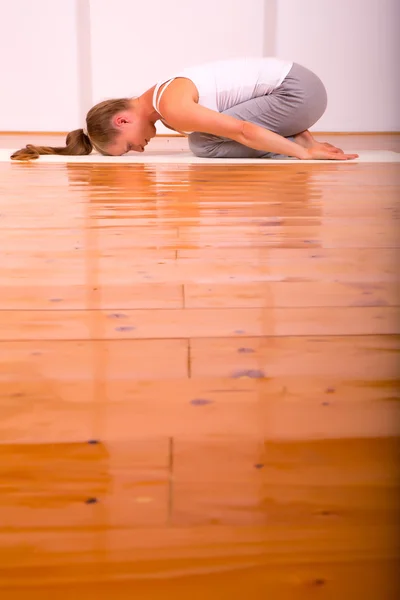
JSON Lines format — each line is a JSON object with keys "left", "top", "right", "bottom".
{"left": 0, "top": 134, "right": 399, "bottom": 599}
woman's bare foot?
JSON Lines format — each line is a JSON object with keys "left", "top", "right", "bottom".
{"left": 294, "top": 130, "right": 344, "bottom": 153}
{"left": 293, "top": 130, "right": 314, "bottom": 149}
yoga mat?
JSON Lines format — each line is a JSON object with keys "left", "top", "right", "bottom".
{"left": 1, "top": 149, "right": 399, "bottom": 164}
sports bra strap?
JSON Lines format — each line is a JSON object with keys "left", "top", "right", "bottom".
{"left": 153, "top": 78, "right": 176, "bottom": 116}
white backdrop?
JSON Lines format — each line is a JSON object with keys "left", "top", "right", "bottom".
{"left": 90, "top": 0, "right": 265, "bottom": 102}
{"left": 275, "top": 0, "right": 400, "bottom": 132}
{"left": 0, "top": 0, "right": 80, "bottom": 131}
{"left": 0, "top": 0, "right": 398, "bottom": 132}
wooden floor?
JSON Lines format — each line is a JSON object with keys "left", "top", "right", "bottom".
{"left": 0, "top": 134, "right": 399, "bottom": 599}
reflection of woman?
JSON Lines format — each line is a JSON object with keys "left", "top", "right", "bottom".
{"left": 65, "top": 159, "right": 320, "bottom": 228}
{"left": 12, "top": 56, "right": 358, "bottom": 161}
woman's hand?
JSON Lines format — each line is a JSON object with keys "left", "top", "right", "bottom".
{"left": 313, "top": 141, "right": 344, "bottom": 153}
{"left": 304, "top": 145, "right": 359, "bottom": 160}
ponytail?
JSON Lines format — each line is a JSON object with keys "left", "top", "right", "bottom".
{"left": 10, "top": 129, "right": 93, "bottom": 161}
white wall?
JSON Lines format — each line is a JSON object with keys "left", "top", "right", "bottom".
{"left": 0, "top": 0, "right": 398, "bottom": 132}
{"left": 275, "top": 0, "right": 400, "bottom": 131}
{"left": 0, "top": 0, "right": 80, "bottom": 131}
{"left": 89, "top": 0, "right": 265, "bottom": 133}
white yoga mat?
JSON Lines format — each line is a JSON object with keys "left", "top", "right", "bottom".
{"left": 1, "top": 149, "right": 399, "bottom": 164}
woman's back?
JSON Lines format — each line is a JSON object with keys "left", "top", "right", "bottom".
{"left": 153, "top": 56, "right": 293, "bottom": 114}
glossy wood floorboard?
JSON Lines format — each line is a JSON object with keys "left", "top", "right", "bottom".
{"left": 0, "top": 135, "right": 399, "bottom": 599}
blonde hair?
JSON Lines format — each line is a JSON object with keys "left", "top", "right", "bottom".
{"left": 10, "top": 98, "right": 130, "bottom": 161}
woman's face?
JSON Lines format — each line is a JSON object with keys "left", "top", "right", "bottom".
{"left": 107, "top": 111, "right": 157, "bottom": 155}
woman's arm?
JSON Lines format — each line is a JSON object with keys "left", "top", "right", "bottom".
{"left": 162, "top": 98, "right": 309, "bottom": 159}
{"left": 239, "top": 120, "right": 309, "bottom": 158}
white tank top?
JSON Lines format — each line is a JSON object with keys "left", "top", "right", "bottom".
{"left": 152, "top": 56, "right": 293, "bottom": 131}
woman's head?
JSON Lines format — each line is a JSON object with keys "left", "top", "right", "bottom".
{"left": 11, "top": 97, "right": 157, "bottom": 161}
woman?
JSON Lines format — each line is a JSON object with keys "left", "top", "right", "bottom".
{"left": 11, "top": 56, "right": 358, "bottom": 161}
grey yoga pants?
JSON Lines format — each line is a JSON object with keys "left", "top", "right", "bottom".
{"left": 188, "top": 62, "right": 328, "bottom": 159}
